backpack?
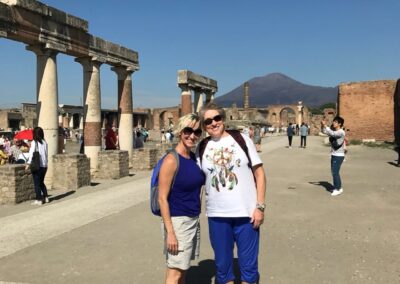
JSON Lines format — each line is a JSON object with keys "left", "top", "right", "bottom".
{"left": 150, "top": 149, "right": 179, "bottom": 216}
{"left": 198, "top": 129, "right": 252, "bottom": 169}
{"left": 329, "top": 136, "right": 344, "bottom": 151}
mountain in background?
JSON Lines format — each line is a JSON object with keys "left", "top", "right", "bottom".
{"left": 214, "top": 73, "right": 337, "bottom": 107}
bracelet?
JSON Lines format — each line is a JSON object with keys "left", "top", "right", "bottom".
{"left": 256, "top": 203, "right": 266, "bottom": 212}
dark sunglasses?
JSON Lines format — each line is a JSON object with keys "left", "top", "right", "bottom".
{"left": 203, "top": 114, "right": 223, "bottom": 126}
{"left": 182, "top": 127, "right": 202, "bottom": 137}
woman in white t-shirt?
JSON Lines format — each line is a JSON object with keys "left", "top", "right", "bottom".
{"left": 25, "top": 127, "right": 49, "bottom": 206}
{"left": 197, "top": 103, "right": 267, "bottom": 284}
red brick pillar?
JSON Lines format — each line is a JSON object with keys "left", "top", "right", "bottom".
{"left": 180, "top": 84, "right": 192, "bottom": 116}
{"left": 112, "top": 66, "right": 134, "bottom": 162}
{"left": 75, "top": 57, "right": 103, "bottom": 172}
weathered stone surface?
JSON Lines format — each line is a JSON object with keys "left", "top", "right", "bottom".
{"left": 52, "top": 154, "right": 91, "bottom": 190}
{"left": 94, "top": 150, "right": 129, "bottom": 179}
{"left": 0, "top": 164, "right": 35, "bottom": 204}
{"left": 339, "top": 80, "right": 397, "bottom": 141}
{"left": 178, "top": 70, "right": 218, "bottom": 93}
{"left": 131, "top": 148, "right": 159, "bottom": 171}
{"left": 0, "top": 0, "right": 139, "bottom": 70}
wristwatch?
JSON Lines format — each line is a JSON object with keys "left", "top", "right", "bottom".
{"left": 256, "top": 203, "right": 266, "bottom": 212}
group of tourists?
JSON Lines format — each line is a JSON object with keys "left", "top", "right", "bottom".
{"left": 0, "top": 135, "right": 31, "bottom": 165}
{"left": 157, "top": 103, "right": 266, "bottom": 284}
{"left": 286, "top": 122, "right": 310, "bottom": 148}
{"left": 0, "top": 128, "right": 49, "bottom": 206}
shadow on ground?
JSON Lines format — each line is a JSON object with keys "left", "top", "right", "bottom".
{"left": 49, "top": 190, "right": 75, "bottom": 202}
{"left": 309, "top": 181, "right": 334, "bottom": 193}
{"left": 187, "top": 258, "right": 247, "bottom": 284}
{"left": 387, "top": 161, "right": 400, "bottom": 167}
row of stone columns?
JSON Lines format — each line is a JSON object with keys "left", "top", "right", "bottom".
{"left": 27, "top": 45, "right": 135, "bottom": 185}
{"left": 180, "top": 85, "right": 216, "bottom": 115}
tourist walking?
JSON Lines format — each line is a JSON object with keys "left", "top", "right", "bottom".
{"left": 157, "top": 113, "right": 205, "bottom": 284}
{"left": 25, "top": 127, "right": 49, "bottom": 205}
{"left": 321, "top": 116, "right": 346, "bottom": 196}
{"left": 197, "top": 103, "right": 266, "bottom": 284}
{"left": 253, "top": 125, "right": 262, "bottom": 152}
{"left": 287, "top": 122, "right": 294, "bottom": 148}
{"left": 300, "top": 122, "right": 308, "bottom": 148}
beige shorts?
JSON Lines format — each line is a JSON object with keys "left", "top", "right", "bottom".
{"left": 162, "top": 216, "right": 200, "bottom": 270}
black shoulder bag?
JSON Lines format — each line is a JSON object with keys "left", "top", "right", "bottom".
{"left": 30, "top": 141, "right": 41, "bottom": 172}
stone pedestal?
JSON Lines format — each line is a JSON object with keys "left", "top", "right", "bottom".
{"left": 94, "top": 150, "right": 129, "bottom": 179}
{"left": 0, "top": 165, "right": 35, "bottom": 204}
{"left": 52, "top": 154, "right": 91, "bottom": 190}
{"left": 131, "top": 148, "right": 159, "bottom": 171}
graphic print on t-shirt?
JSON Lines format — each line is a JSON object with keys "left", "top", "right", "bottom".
{"left": 205, "top": 142, "right": 244, "bottom": 191}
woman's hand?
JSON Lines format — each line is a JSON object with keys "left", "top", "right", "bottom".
{"left": 166, "top": 231, "right": 179, "bottom": 255}
{"left": 251, "top": 208, "right": 264, "bottom": 229}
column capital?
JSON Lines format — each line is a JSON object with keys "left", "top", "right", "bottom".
{"left": 75, "top": 57, "right": 104, "bottom": 69}
{"left": 178, "top": 83, "right": 190, "bottom": 92}
{"left": 26, "top": 45, "right": 58, "bottom": 57}
{"left": 111, "top": 66, "right": 134, "bottom": 80}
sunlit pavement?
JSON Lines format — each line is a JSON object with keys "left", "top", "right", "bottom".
{"left": 0, "top": 136, "right": 399, "bottom": 284}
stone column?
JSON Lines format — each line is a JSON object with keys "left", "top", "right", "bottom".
{"left": 75, "top": 58, "right": 103, "bottom": 172}
{"left": 180, "top": 84, "right": 192, "bottom": 115}
{"left": 26, "top": 45, "right": 59, "bottom": 187}
{"left": 112, "top": 66, "right": 134, "bottom": 162}
{"left": 297, "top": 101, "right": 303, "bottom": 126}
{"left": 69, "top": 114, "right": 74, "bottom": 128}
{"left": 243, "top": 82, "right": 250, "bottom": 109}
{"left": 63, "top": 115, "right": 69, "bottom": 128}
{"left": 79, "top": 115, "right": 84, "bottom": 130}
{"left": 205, "top": 90, "right": 215, "bottom": 105}
{"left": 193, "top": 89, "right": 204, "bottom": 113}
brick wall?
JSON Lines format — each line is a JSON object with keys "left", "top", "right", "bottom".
{"left": 339, "top": 80, "right": 396, "bottom": 141}
{"left": 0, "top": 165, "right": 35, "bottom": 204}
{"left": 52, "top": 154, "right": 91, "bottom": 190}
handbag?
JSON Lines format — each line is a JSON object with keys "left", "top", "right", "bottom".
{"left": 30, "top": 141, "right": 41, "bottom": 172}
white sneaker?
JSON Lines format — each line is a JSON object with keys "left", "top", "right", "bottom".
{"left": 44, "top": 197, "right": 50, "bottom": 203}
{"left": 331, "top": 189, "right": 343, "bottom": 196}
{"left": 31, "top": 200, "right": 42, "bottom": 206}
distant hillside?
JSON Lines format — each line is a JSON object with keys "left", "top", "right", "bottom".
{"left": 214, "top": 73, "right": 337, "bottom": 107}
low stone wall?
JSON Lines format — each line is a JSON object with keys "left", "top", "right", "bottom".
{"left": 131, "top": 148, "right": 159, "bottom": 171}
{"left": 94, "top": 150, "right": 129, "bottom": 179}
{"left": 156, "top": 143, "right": 178, "bottom": 160}
{"left": 52, "top": 154, "right": 91, "bottom": 190}
{"left": 0, "top": 165, "right": 35, "bottom": 204}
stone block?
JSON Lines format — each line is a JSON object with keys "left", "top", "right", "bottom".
{"left": 52, "top": 154, "right": 91, "bottom": 191}
{"left": 0, "top": 164, "right": 35, "bottom": 204}
{"left": 94, "top": 150, "right": 129, "bottom": 179}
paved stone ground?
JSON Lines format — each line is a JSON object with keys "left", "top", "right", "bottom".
{"left": 0, "top": 135, "right": 399, "bottom": 284}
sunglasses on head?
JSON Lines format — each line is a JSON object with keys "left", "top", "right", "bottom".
{"left": 203, "top": 114, "right": 223, "bottom": 126}
{"left": 182, "top": 127, "right": 202, "bottom": 137}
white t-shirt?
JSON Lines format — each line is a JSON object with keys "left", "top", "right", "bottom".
{"left": 198, "top": 133, "right": 262, "bottom": 217}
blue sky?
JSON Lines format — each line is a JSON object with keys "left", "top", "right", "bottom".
{"left": 1, "top": 0, "right": 399, "bottom": 109}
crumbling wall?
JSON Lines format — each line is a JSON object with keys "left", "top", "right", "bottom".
{"left": 339, "top": 80, "right": 396, "bottom": 141}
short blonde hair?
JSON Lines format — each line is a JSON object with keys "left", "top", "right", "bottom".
{"left": 174, "top": 113, "right": 200, "bottom": 136}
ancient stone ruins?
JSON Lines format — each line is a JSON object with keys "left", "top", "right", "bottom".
{"left": 0, "top": 0, "right": 399, "bottom": 204}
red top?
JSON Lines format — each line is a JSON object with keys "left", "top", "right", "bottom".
{"left": 105, "top": 129, "right": 117, "bottom": 150}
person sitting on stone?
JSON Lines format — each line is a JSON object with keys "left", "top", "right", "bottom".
{"left": 16, "top": 146, "right": 30, "bottom": 164}
{"left": 0, "top": 144, "right": 8, "bottom": 165}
